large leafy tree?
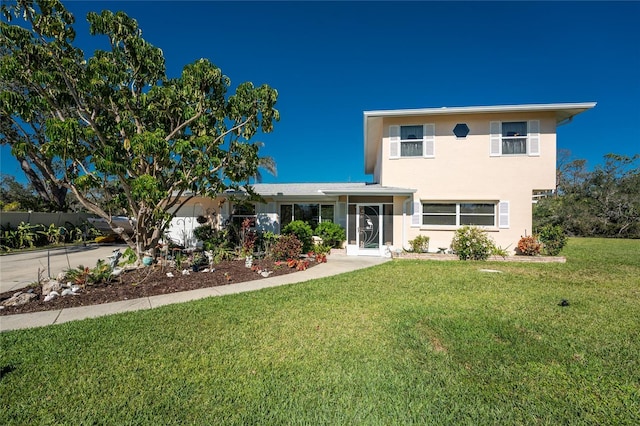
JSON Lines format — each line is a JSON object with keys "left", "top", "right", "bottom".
{"left": 534, "top": 153, "right": 640, "bottom": 238}
{"left": 1, "top": 0, "right": 279, "bottom": 259}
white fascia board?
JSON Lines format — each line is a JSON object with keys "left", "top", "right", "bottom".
{"left": 319, "top": 188, "right": 416, "bottom": 196}
{"left": 363, "top": 102, "right": 597, "bottom": 119}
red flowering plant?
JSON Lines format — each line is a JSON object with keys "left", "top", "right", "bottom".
{"left": 517, "top": 235, "right": 542, "bottom": 256}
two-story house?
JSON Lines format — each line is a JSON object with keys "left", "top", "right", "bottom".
{"left": 168, "top": 102, "right": 595, "bottom": 256}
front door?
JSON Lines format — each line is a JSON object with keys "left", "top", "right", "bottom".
{"left": 356, "top": 204, "right": 382, "bottom": 255}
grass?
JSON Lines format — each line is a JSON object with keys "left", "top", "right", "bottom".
{"left": 1, "top": 238, "right": 639, "bottom": 424}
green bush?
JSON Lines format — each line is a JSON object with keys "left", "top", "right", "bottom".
{"left": 314, "top": 222, "right": 345, "bottom": 248}
{"left": 450, "top": 226, "right": 495, "bottom": 261}
{"left": 537, "top": 224, "right": 568, "bottom": 256}
{"left": 193, "top": 225, "right": 234, "bottom": 252}
{"left": 408, "top": 235, "right": 430, "bottom": 252}
{"left": 282, "top": 220, "right": 313, "bottom": 253}
{"left": 270, "top": 234, "right": 303, "bottom": 261}
{"left": 312, "top": 242, "right": 332, "bottom": 256}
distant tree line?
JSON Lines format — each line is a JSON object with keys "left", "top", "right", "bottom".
{"left": 534, "top": 152, "right": 640, "bottom": 239}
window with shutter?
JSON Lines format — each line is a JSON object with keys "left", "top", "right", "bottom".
{"left": 490, "top": 121, "right": 501, "bottom": 156}
{"left": 411, "top": 201, "right": 421, "bottom": 227}
{"left": 389, "top": 124, "right": 436, "bottom": 158}
{"left": 528, "top": 120, "right": 540, "bottom": 156}
{"left": 492, "top": 120, "right": 540, "bottom": 156}
{"left": 498, "top": 201, "right": 510, "bottom": 229}
{"left": 389, "top": 125, "right": 400, "bottom": 158}
{"left": 422, "top": 202, "right": 496, "bottom": 227}
{"left": 424, "top": 124, "right": 435, "bottom": 158}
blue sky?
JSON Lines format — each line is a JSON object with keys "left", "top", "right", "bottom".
{"left": 2, "top": 1, "right": 639, "bottom": 184}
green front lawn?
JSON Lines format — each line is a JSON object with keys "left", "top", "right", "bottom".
{"left": 1, "top": 238, "right": 639, "bottom": 424}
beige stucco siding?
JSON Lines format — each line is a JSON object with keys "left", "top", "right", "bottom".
{"left": 378, "top": 112, "right": 557, "bottom": 253}
{"left": 379, "top": 112, "right": 557, "bottom": 191}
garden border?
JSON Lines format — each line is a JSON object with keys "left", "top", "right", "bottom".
{"left": 392, "top": 252, "right": 566, "bottom": 263}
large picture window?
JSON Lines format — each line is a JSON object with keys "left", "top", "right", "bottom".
{"left": 280, "top": 203, "right": 334, "bottom": 229}
{"left": 423, "top": 202, "right": 496, "bottom": 227}
{"left": 230, "top": 203, "right": 256, "bottom": 228}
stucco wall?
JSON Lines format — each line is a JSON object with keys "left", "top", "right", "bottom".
{"left": 378, "top": 112, "right": 557, "bottom": 253}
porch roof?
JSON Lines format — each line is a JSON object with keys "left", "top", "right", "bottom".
{"left": 251, "top": 182, "right": 415, "bottom": 197}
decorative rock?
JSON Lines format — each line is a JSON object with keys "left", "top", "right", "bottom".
{"left": 111, "top": 267, "right": 124, "bottom": 277}
{"left": 71, "top": 285, "right": 81, "bottom": 293}
{"left": 44, "top": 290, "right": 60, "bottom": 302}
{"left": 166, "top": 272, "right": 174, "bottom": 277}
{"left": 61, "top": 289, "right": 74, "bottom": 296}
{"left": 261, "top": 271, "right": 273, "bottom": 277}
{"left": 42, "top": 279, "right": 62, "bottom": 296}
{"left": 181, "top": 269, "right": 190, "bottom": 275}
{"left": 1, "top": 292, "right": 37, "bottom": 307}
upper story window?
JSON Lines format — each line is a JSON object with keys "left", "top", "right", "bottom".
{"left": 502, "top": 121, "right": 527, "bottom": 154}
{"left": 453, "top": 123, "right": 470, "bottom": 138}
{"left": 490, "top": 120, "right": 540, "bottom": 157}
{"left": 389, "top": 124, "right": 435, "bottom": 159}
{"left": 400, "top": 125, "right": 423, "bottom": 157}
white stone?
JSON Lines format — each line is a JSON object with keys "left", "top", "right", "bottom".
{"left": 166, "top": 272, "right": 174, "bottom": 277}
{"left": 42, "top": 279, "right": 62, "bottom": 296}
{"left": 44, "top": 292, "right": 59, "bottom": 302}
{"left": 61, "top": 289, "right": 74, "bottom": 296}
{"left": 1, "top": 292, "right": 37, "bottom": 307}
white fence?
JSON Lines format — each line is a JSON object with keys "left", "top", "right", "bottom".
{"left": 0, "top": 212, "right": 93, "bottom": 229}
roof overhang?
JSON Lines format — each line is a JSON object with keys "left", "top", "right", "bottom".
{"left": 364, "top": 102, "right": 597, "bottom": 173}
{"left": 226, "top": 183, "right": 415, "bottom": 199}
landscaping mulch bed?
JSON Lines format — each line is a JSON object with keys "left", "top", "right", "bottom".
{"left": 0, "top": 259, "right": 319, "bottom": 316}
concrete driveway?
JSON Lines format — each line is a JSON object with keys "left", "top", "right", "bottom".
{"left": 0, "top": 244, "right": 127, "bottom": 293}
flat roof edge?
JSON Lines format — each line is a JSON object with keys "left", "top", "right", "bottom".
{"left": 363, "top": 102, "right": 597, "bottom": 117}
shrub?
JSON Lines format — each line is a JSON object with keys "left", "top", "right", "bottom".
{"left": 450, "top": 226, "right": 495, "bottom": 261}
{"left": 259, "top": 231, "right": 279, "bottom": 257}
{"left": 314, "top": 222, "right": 345, "bottom": 248}
{"left": 517, "top": 235, "right": 542, "bottom": 256}
{"left": 311, "top": 243, "right": 332, "bottom": 256}
{"left": 193, "top": 224, "right": 218, "bottom": 243}
{"left": 270, "top": 234, "right": 303, "bottom": 261}
{"left": 282, "top": 220, "right": 313, "bottom": 252}
{"left": 408, "top": 235, "right": 430, "bottom": 253}
{"left": 536, "top": 224, "right": 568, "bottom": 256}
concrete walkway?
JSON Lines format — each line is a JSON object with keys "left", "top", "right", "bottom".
{"left": 0, "top": 251, "right": 389, "bottom": 332}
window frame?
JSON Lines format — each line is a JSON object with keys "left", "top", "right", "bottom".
{"left": 279, "top": 203, "right": 335, "bottom": 229}
{"left": 399, "top": 125, "right": 424, "bottom": 157}
{"left": 490, "top": 120, "right": 540, "bottom": 157}
{"left": 389, "top": 124, "right": 435, "bottom": 159}
{"left": 421, "top": 202, "right": 497, "bottom": 228}
{"left": 231, "top": 203, "right": 257, "bottom": 228}
{"left": 501, "top": 121, "right": 528, "bottom": 155}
